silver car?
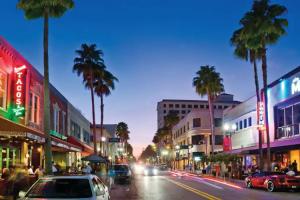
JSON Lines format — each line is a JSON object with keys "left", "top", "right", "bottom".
{"left": 18, "top": 174, "right": 110, "bottom": 200}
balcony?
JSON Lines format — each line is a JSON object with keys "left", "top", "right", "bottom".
{"left": 276, "top": 124, "right": 300, "bottom": 139}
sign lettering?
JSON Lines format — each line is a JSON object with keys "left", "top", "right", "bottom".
{"left": 13, "top": 65, "right": 26, "bottom": 117}
{"left": 291, "top": 77, "right": 300, "bottom": 95}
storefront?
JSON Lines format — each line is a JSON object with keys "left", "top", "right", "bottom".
{"left": 265, "top": 66, "right": 300, "bottom": 171}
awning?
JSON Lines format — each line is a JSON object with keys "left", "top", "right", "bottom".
{"left": 51, "top": 136, "right": 81, "bottom": 152}
{"left": 67, "top": 136, "right": 94, "bottom": 155}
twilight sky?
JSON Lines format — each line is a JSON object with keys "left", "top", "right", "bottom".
{"left": 1, "top": 0, "right": 300, "bottom": 157}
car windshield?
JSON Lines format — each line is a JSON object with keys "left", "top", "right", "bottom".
{"left": 26, "top": 178, "right": 92, "bottom": 198}
{"left": 114, "top": 165, "right": 129, "bottom": 171}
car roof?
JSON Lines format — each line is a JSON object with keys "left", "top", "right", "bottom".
{"left": 41, "top": 174, "right": 96, "bottom": 180}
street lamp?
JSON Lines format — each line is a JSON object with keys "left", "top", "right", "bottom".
{"left": 101, "top": 137, "right": 106, "bottom": 142}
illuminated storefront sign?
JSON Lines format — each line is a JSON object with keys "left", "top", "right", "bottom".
{"left": 257, "top": 102, "right": 265, "bottom": 130}
{"left": 13, "top": 65, "right": 27, "bottom": 117}
{"left": 291, "top": 77, "right": 300, "bottom": 95}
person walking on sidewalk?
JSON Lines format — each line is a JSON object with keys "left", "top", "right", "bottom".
{"left": 108, "top": 167, "right": 116, "bottom": 190}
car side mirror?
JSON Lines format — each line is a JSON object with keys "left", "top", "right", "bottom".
{"left": 19, "top": 191, "right": 26, "bottom": 198}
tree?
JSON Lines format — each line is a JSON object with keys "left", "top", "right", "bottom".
{"left": 94, "top": 69, "right": 118, "bottom": 155}
{"left": 139, "top": 145, "right": 157, "bottom": 162}
{"left": 239, "top": 0, "right": 288, "bottom": 170}
{"left": 116, "top": 122, "right": 130, "bottom": 152}
{"left": 193, "top": 66, "right": 224, "bottom": 154}
{"left": 152, "top": 135, "right": 160, "bottom": 144}
{"left": 73, "top": 44, "right": 105, "bottom": 154}
{"left": 231, "top": 28, "right": 264, "bottom": 170}
{"left": 18, "top": 0, "right": 74, "bottom": 175}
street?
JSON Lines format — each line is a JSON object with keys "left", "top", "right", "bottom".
{"left": 111, "top": 172, "right": 300, "bottom": 200}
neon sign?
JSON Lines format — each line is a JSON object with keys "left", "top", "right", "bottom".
{"left": 257, "top": 102, "right": 265, "bottom": 130}
{"left": 13, "top": 65, "right": 26, "bottom": 117}
{"left": 291, "top": 77, "right": 300, "bottom": 95}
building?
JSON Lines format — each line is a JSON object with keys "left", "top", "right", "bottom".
{"left": 171, "top": 94, "right": 240, "bottom": 170}
{"left": 222, "top": 96, "right": 259, "bottom": 168}
{"left": 157, "top": 94, "right": 239, "bottom": 129}
{"left": 264, "top": 66, "right": 300, "bottom": 171}
{"left": 66, "top": 102, "right": 93, "bottom": 167}
{"left": 0, "top": 36, "right": 87, "bottom": 172}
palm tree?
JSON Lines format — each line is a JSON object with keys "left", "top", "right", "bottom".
{"left": 116, "top": 122, "right": 130, "bottom": 153}
{"left": 193, "top": 66, "right": 224, "bottom": 154}
{"left": 73, "top": 44, "right": 105, "bottom": 154}
{"left": 94, "top": 69, "right": 118, "bottom": 155}
{"left": 18, "top": 0, "right": 74, "bottom": 175}
{"left": 231, "top": 28, "right": 264, "bottom": 170}
{"left": 239, "top": 0, "right": 288, "bottom": 170}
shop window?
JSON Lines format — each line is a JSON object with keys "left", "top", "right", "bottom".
{"left": 293, "top": 104, "right": 300, "bottom": 135}
{"left": 0, "top": 69, "right": 7, "bottom": 110}
{"left": 29, "top": 93, "right": 40, "bottom": 124}
{"left": 193, "top": 118, "right": 201, "bottom": 128}
{"left": 285, "top": 106, "right": 293, "bottom": 125}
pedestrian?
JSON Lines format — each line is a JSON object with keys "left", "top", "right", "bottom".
{"left": 52, "top": 162, "right": 58, "bottom": 174}
{"left": 292, "top": 160, "right": 298, "bottom": 173}
{"left": 34, "top": 166, "right": 44, "bottom": 178}
{"left": 28, "top": 166, "right": 34, "bottom": 175}
{"left": 108, "top": 167, "right": 115, "bottom": 190}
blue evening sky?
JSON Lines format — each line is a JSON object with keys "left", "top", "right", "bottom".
{"left": 1, "top": 0, "right": 299, "bottom": 157}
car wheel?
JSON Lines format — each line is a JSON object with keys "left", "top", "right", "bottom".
{"left": 267, "top": 181, "right": 276, "bottom": 192}
{"left": 246, "top": 181, "right": 252, "bottom": 188}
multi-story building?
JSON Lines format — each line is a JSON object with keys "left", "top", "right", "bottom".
{"left": 0, "top": 36, "right": 88, "bottom": 172}
{"left": 170, "top": 94, "right": 240, "bottom": 170}
{"left": 157, "top": 94, "right": 239, "bottom": 129}
{"left": 222, "top": 96, "right": 259, "bottom": 168}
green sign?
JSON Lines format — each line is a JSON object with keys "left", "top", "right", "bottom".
{"left": 13, "top": 106, "right": 25, "bottom": 117}
{"left": 50, "top": 130, "right": 67, "bottom": 140}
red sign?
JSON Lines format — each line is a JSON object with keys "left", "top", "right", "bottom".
{"left": 14, "top": 65, "right": 27, "bottom": 117}
{"left": 223, "top": 136, "right": 231, "bottom": 152}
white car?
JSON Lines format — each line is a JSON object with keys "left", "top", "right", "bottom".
{"left": 18, "top": 174, "right": 110, "bottom": 200}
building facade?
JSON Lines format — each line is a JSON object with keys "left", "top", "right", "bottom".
{"left": 171, "top": 94, "right": 240, "bottom": 170}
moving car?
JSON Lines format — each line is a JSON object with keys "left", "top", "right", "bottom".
{"left": 245, "top": 171, "right": 300, "bottom": 192}
{"left": 144, "top": 166, "right": 159, "bottom": 176}
{"left": 18, "top": 174, "right": 110, "bottom": 200}
{"left": 113, "top": 164, "right": 132, "bottom": 183}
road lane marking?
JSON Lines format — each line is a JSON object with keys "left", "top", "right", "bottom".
{"left": 165, "top": 177, "right": 222, "bottom": 200}
{"left": 186, "top": 176, "right": 224, "bottom": 190}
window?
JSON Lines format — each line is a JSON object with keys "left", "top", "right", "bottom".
{"left": 71, "top": 121, "right": 81, "bottom": 139}
{"left": 218, "top": 105, "right": 222, "bottom": 109}
{"left": 224, "top": 106, "right": 228, "bottom": 109}
{"left": 29, "top": 93, "right": 40, "bottom": 124}
{"left": 194, "top": 105, "right": 198, "bottom": 108}
{"left": 169, "top": 104, "right": 174, "bottom": 108}
{"left": 193, "top": 118, "right": 201, "bottom": 128}
{"left": 188, "top": 105, "right": 192, "bottom": 108}
{"left": 0, "top": 69, "right": 7, "bottom": 110}
{"left": 192, "top": 135, "right": 205, "bottom": 145}
{"left": 182, "top": 110, "right": 186, "bottom": 114}
{"left": 214, "top": 118, "right": 222, "bottom": 127}
{"left": 187, "top": 122, "right": 189, "bottom": 130}
{"left": 214, "top": 105, "right": 217, "bottom": 109}
{"left": 248, "top": 117, "right": 252, "bottom": 127}
{"left": 181, "top": 104, "right": 186, "bottom": 108}
{"left": 61, "top": 112, "right": 66, "bottom": 134}
{"left": 83, "top": 130, "right": 90, "bottom": 143}
{"left": 163, "top": 104, "right": 166, "bottom": 108}
{"left": 244, "top": 119, "right": 247, "bottom": 128}
{"left": 200, "top": 105, "right": 204, "bottom": 109}
{"left": 183, "top": 126, "right": 186, "bottom": 133}
{"left": 206, "top": 105, "right": 209, "bottom": 109}
{"left": 163, "top": 110, "right": 166, "bottom": 114}
{"left": 215, "top": 135, "right": 223, "bottom": 145}
{"left": 175, "top": 104, "right": 179, "bottom": 108}
{"left": 187, "top": 110, "right": 191, "bottom": 113}
{"left": 53, "top": 104, "right": 60, "bottom": 132}
{"left": 236, "top": 122, "right": 239, "bottom": 131}
{"left": 239, "top": 120, "right": 243, "bottom": 130}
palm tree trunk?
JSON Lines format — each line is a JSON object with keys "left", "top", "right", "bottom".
{"left": 100, "top": 93, "right": 104, "bottom": 156}
{"left": 253, "top": 59, "right": 264, "bottom": 170}
{"left": 90, "top": 72, "right": 97, "bottom": 154}
{"left": 262, "top": 47, "right": 271, "bottom": 171}
{"left": 43, "top": 11, "right": 53, "bottom": 175}
{"left": 207, "top": 91, "right": 215, "bottom": 155}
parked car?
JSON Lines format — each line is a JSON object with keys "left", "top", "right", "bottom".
{"left": 144, "top": 166, "right": 159, "bottom": 176}
{"left": 18, "top": 174, "right": 110, "bottom": 200}
{"left": 245, "top": 171, "right": 300, "bottom": 192}
{"left": 113, "top": 164, "right": 132, "bottom": 183}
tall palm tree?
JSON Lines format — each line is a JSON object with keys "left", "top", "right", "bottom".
{"left": 94, "top": 69, "right": 118, "bottom": 155}
{"left": 240, "top": 0, "right": 288, "bottom": 170}
{"left": 193, "top": 66, "right": 224, "bottom": 154}
{"left": 73, "top": 44, "right": 105, "bottom": 154}
{"left": 116, "top": 122, "right": 130, "bottom": 153}
{"left": 231, "top": 28, "right": 264, "bottom": 170}
{"left": 18, "top": 0, "right": 74, "bottom": 175}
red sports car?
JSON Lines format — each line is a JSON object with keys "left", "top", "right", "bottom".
{"left": 245, "top": 171, "right": 300, "bottom": 192}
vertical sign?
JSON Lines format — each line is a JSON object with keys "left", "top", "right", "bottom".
{"left": 291, "top": 77, "right": 300, "bottom": 95}
{"left": 13, "top": 65, "right": 27, "bottom": 117}
{"left": 257, "top": 102, "right": 265, "bottom": 129}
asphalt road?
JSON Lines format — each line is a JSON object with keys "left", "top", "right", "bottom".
{"left": 111, "top": 172, "right": 300, "bottom": 200}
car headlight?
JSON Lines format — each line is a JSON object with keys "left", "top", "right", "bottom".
{"left": 153, "top": 169, "right": 158, "bottom": 175}
{"left": 144, "top": 169, "right": 149, "bottom": 175}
